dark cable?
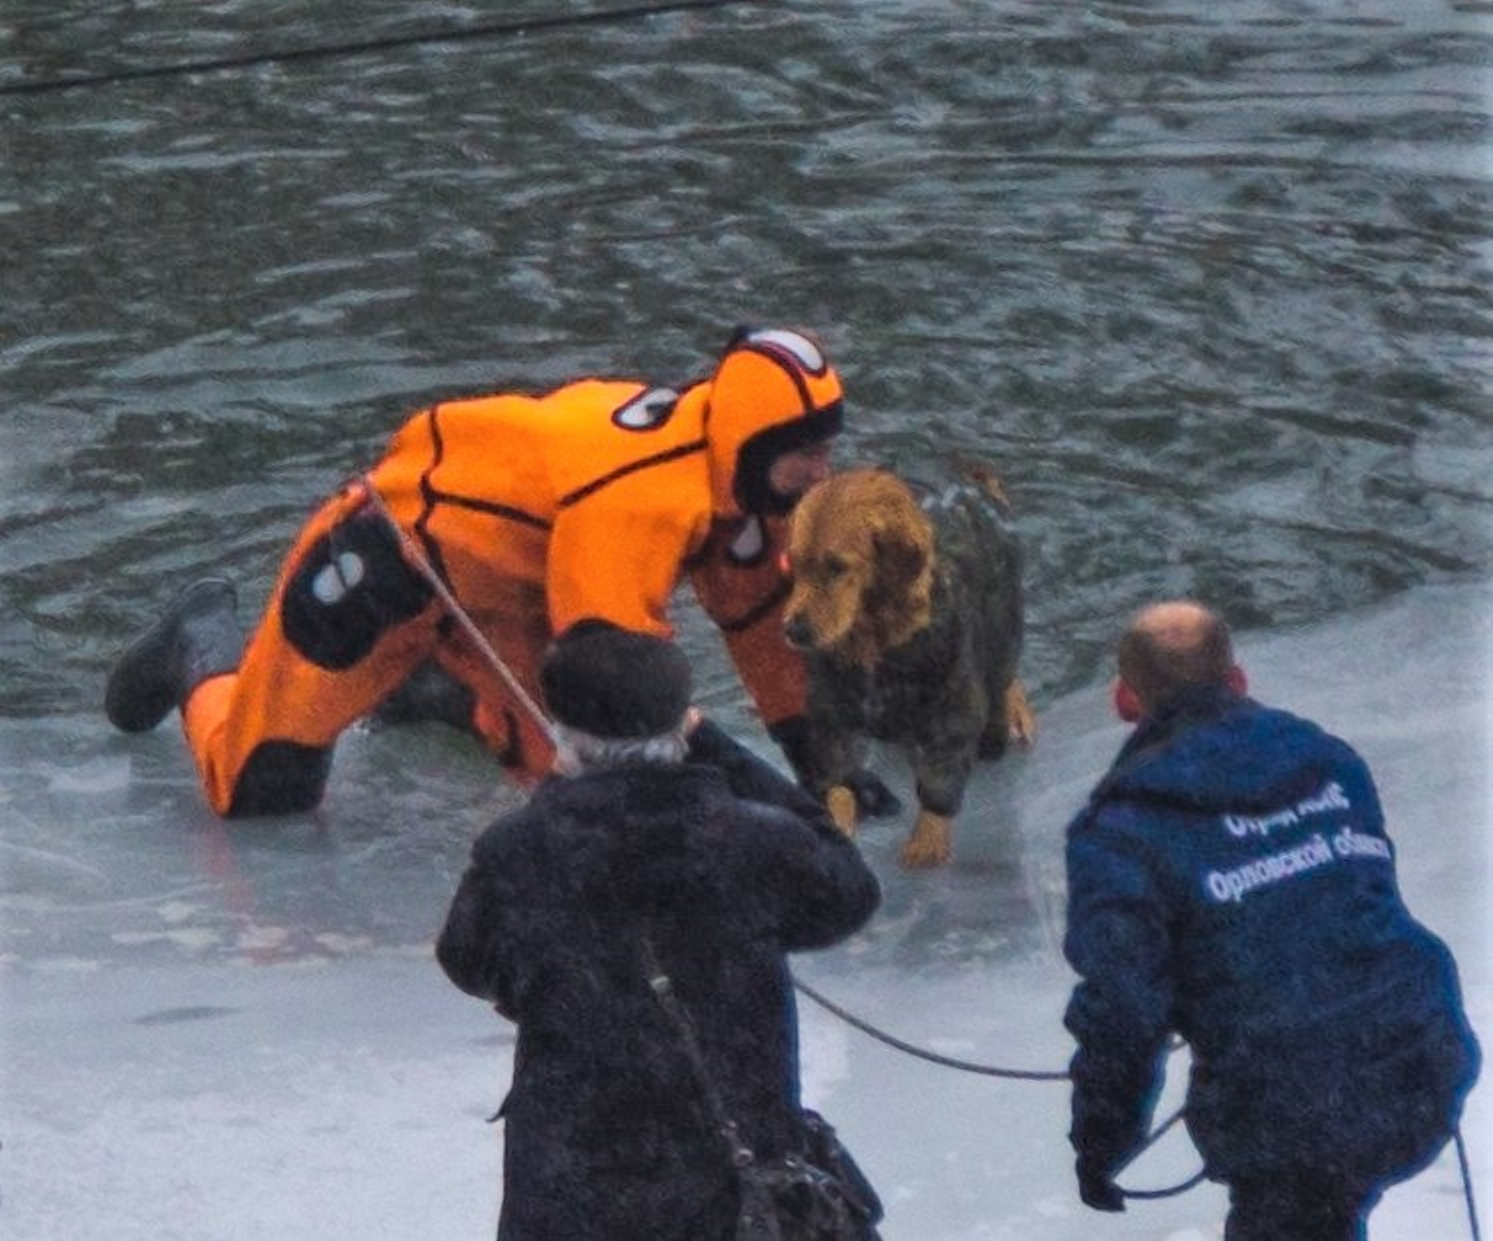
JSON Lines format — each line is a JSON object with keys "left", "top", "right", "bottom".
{"left": 793, "top": 976, "right": 1070, "bottom": 1082}
{"left": 1457, "top": 1127, "right": 1483, "bottom": 1241}
{"left": 1114, "top": 1106, "right": 1209, "bottom": 1201}
{"left": 0, "top": 0, "right": 774, "bottom": 98}
{"left": 795, "top": 976, "right": 1211, "bottom": 1200}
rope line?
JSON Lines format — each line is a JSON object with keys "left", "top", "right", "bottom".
{"left": 1113, "top": 1106, "right": 1209, "bottom": 1201}
{"left": 794, "top": 975, "right": 1207, "bottom": 1200}
{"left": 0, "top": 0, "right": 774, "bottom": 98}
{"left": 1457, "top": 1128, "right": 1483, "bottom": 1241}
{"left": 792, "top": 975, "right": 1068, "bottom": 1082}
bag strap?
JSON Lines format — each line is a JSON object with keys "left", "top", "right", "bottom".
{"left": 640, "top": 934, "right": 757, "bottom": 1170}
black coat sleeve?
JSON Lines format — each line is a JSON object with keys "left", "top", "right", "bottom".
{"left": 435, "top": 863, "right": 502, "bottom": 1003}
{"left": 688, "top": 718, "right": 880, "bottom": 947}
{"left": 688, "top": 717, "right": 832, "bottom": 823}
{"left": 766, "top": 812, "right": 881, "bottom": 953}
{"left": 435, "top": 811, "right": 537, "bottom": 1015}
{"left": 718, "top": 805, "right": 879, "bottom": 955}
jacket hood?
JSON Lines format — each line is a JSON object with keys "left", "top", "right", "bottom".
{"left": 1101, "top": 688, "right": 1349, "bottom": 815}
{"left": 703, "top": 327, "right": 844, "bottom": 517}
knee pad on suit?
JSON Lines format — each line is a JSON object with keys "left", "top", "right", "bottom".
{"left": 282, "top": 508, "right": 435, "bottom": 670}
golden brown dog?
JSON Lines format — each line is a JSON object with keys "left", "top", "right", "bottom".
{"left": 783, "top": 464, "right": 1035, "bottom": 868}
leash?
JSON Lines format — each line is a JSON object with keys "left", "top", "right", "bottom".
{"left": 1113, "top": 1107, "right": 1208, "bottom": 1201}
{"left": 799, "top": 973, "right": 1484, "bottom": 1225}
{"left": 360, "top": 487, "right": 1479, "bottom": 1226}
{"left": 795, "top": 975, "right": 1203, "bottom": 1200}
{"left": 1458, "top": 1127, "right": 1484, "bottom": 1241}
{"left": 792, "top": 976, "right": 1067, "bottom": 1083}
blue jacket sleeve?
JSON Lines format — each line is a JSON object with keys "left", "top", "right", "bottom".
{"left": 1062, "top": 807, "right": 1174, "bottom": 1177}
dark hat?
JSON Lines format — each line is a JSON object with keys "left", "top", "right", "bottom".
{"left": 541, "top": 621, "right": 692, "bottom": 738}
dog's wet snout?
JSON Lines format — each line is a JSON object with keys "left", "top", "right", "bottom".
{"left": 784, "top": 611, "right": 815, "bottom": 650}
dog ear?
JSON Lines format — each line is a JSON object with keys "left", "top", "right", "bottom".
{"left": 872, "top": 525, "right": 931, "bottom": 596}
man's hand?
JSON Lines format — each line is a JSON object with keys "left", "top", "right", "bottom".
{"left": 1076, "top": 1160, "right": 1125, "bottom": 1213}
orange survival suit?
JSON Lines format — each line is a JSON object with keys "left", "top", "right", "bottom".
{"left": 181, "top": 328, "right": 845, "bottom": 816}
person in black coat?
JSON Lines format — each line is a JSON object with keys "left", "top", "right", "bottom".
{"left": 437, "top": 622, "right": 882, "bottom": 1241}
{"left": 1063, "top": 600, "right": 1479, "bottom": 1241}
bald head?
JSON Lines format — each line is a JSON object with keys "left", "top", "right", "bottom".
{"left": 1116, "top": 600, "right": 1239, "bottom": 716}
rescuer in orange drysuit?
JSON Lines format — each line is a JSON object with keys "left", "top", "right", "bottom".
{"left": 105, "top": 327, "right": 873, "bottom": 819}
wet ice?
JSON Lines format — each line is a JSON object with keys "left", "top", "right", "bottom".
{"left": 2, "top": 582, "right": 1488, "bottom": 1239}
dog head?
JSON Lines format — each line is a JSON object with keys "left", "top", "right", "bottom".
{"left": 783, "top": 469, "right": 936, "bottom": 669}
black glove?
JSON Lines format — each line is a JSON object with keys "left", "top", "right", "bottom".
{"left": 1076, "top": 1160, "right": 1125, "bottom": 1213}
{"left": 844, "top": 768, "right": 902, "bottom": 820}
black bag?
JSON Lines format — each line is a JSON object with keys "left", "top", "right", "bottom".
{"left": 734, "top": 1109, "right": 883, "bottom": 1241}
{"left": 640, "top": 937, "right": 883, "bottom": 1241}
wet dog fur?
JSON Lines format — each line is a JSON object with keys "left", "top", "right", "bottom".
{"left": 783, "top": 464, "right": 1035, "bottom": 868}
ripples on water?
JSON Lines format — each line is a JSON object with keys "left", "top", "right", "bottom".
{"left": 2, "top": 0, "right": 1490, "bottom": 717}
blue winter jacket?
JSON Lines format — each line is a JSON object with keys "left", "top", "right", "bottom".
{"left": 1063, "top": 688, "right": 1479, "bottom": 1187}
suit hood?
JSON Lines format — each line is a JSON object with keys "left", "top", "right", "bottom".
{"left": 703, "top": 327, "right": 844, "bottom": 517}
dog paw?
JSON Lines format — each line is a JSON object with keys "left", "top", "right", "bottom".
{"left": 900, "top": 812, "right": 952, "bottom": 868}
{"left": 825, "top": 786, "right": 859, "bottom": 837}
{"left": 1005, "top": 681, "right": 1038, "bottom": 747}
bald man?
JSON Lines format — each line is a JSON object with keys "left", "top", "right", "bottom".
{"left": 1061, "top": 601, "right": 1479, "bottom": 1240}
